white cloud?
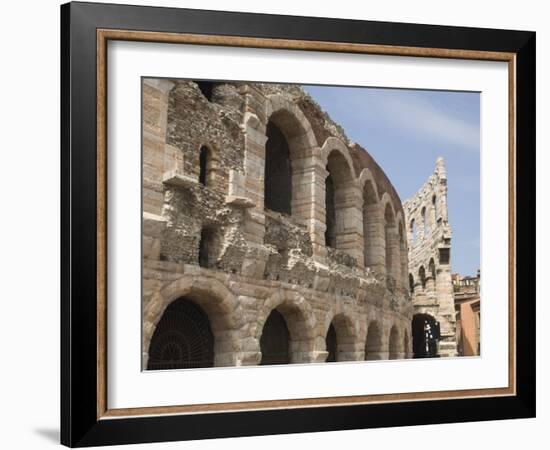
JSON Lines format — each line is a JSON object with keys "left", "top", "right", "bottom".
{"left": 373, "top": 94, "right": 480, "bottom": 151}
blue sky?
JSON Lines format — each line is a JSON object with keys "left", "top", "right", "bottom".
{"left": 304, "top": 85, "right": 480, "bottom": 277}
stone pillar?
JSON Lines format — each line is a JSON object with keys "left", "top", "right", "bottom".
{"left": 400, "top": 241, "right": 409, "bottom": 291}
{"left": 363, "top": 203, "right": 385, "bottom": 273}
{"left": 142, "top": 78, "right": 175, "bottom": 216}
{"left": 384, "top": 225, "right": 401, "bottom": 281}
{"left": 435, "top": 264, "right": 458, "bottom": 357}
{"left": 238, "top": 112, "right": 271, "bottom": 278}
{"left": 425, "top": 276, "right": 437, "bottom": 302}
{"left": 333, "top": 181, "right": 364, "bottom": 267}
{"left": 291, "top": 155, "right": 328, "bottom": 263}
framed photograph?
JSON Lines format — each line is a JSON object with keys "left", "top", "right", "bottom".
{"left": 60, "top": 1, "right": 535, "bottom": 447}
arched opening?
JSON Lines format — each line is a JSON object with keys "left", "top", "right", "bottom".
{"left": 422, "top": 206, "right": 428, "bottom": 237}
{"left": 194, "top": 80, "right": 214, "bottom": 101}
{"left": 365, "top": 321, "right": 383, "bottom": 360}
{"left": 260, "top": 310, "right": 290, "bottom": 365}
{"left": 147, "top": 298, "right": 214, "bottom": 370}
{"left": 198, "top": 227, "right": 217, "bottom": 268}
{"left": 325, "top": 313, "right": 357, "bottom": 362}
{"left": 409, "top": 273, "right": 415, "bottom": 294}
{"left": 389, "top": 326, "right": 400, "bottom": 359}
{"left": 325, "top": 172, "right": 336, "bottom": 247}
{"left": 418, "top": 266, "right": 426, "bottom": 290}
{"left": 384, "top": 203, "right": 397, "bottom": 278}
{"left": 410, "top": 219, "right": 416, "bottom": 245}
{"left": 429, "top": 258, "right": 436, "bottom": 281}
{"left": 326, "top": 323, "right": 337, "bottom": 362}
{"left": 412, "top": 313, "right": 440, "bottom": 358}
{"left": 264, "top": 121, "right": 292, "bottom": 215}
{"left": 432, "top": 195, "right": 438, "bottom": 225}
{"left": 199, "top": 145, "right": 212, "bottom": 186}
{"left": 362, "top": 180, "right": 379, "bottom": 268}
{"left": 325, "top": 150, "right": 353, "bottom": 250}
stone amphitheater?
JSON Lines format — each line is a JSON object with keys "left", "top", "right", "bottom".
{"left": 141, "top": 79, "right": 424, "bottom": 370}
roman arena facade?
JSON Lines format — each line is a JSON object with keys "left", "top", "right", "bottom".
{"left": 142, "top": 79, "right": 414, "bottom": 369}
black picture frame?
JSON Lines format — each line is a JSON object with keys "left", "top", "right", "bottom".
{"left": 61, "top": 1, "right": 535, "bottom": 447}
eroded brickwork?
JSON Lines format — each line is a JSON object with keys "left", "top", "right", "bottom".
{"left": 142, "top": 79, "right": 414, "bottom": 368}
{"left": 404, "top": 159, "right": 458, "bottom": 357}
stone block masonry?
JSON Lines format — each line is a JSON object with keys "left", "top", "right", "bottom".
{"left": 142, "top": 79, "right": 414, "bottom": 369}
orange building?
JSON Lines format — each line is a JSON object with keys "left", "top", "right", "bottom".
{"left": 453, "top": 271, "right": 480, "bottom": 356}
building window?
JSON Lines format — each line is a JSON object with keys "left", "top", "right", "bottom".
{"left": 410, "top": 219, "right": 416, "bottom": 244}
{"left": 198, "top": 227, "right": 216, "bottom": 268}
{"left": 198, "top": 145, "right": 212, "bottom": 186}
{"left": 195, "top": 81, "right": 214, "bottom": 101}
{"left": 409, "top": 273, "right": 415, "bottom": 294}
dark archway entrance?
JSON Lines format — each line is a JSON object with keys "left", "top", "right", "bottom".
{"left": 260, "top": 310, "right": 290, "bottom": 365}
{"left": 264, "top": 121, "right": 292, "bottom": 215}
{"left": 326, "top": 323, "right": 337, "bottom": 362}
{"left": 147, "top": 298, "right": 214, "bottom": 370}
{"left": 412, "top": 313, "right": 440, "bottom": 358}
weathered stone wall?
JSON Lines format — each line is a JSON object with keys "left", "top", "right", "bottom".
{"left": 142, "top": 78, "right": 414, "bottom": 368}
{"left": 403, "top": 159, "right": 458, "bottom": 357}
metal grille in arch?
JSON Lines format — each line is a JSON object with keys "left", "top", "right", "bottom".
{"left": 147, "top": 298, "right": 214, "bottom": 370}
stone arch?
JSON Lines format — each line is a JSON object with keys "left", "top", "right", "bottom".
{"left": 409, "top": 217, "right": 417, "bottom": 245}
{"left": 323, "top": 306, "right": 362, "bottom": 362}
{"left": 426, "top": 257, "right": 437, "bottom": 299}
{"left": 264, "top": 94, "right": 318, "bottom": 219}
{"left": 255, "top": 290, "right": 317, "bottom": 364}
{"left": 143, "top": 275, "right": 240, "bottom": 368}
{"left": 321, "top": 140, "right": 361, "bottom": 262}
{"left": 320, "top": 137, "right": 355, "bottom": 170}
{"left": 421, "top": 205, "right": 428, "bottom": 237}
{"left": 412, "top": 313, "right": 439, "bottom": 358}
{"left": 359, "top": 168, "right": 383, "bottom": 272}
{"left": 389, "top": 325, "right": 400, "bottom": 359}
{"left": 263, "top": 94, "right": 319, "bottom": 217}
{"left": 365, "top": 320, "right": 385, "bottom": 360}
{"left": 265, "top": 94, "right": 319, "bottom": 150}
{"left": 147, "top": 298, "right": 215, "bottom": 370}
{"left": 409, "top": 273, "right": 415, "bottom": 295}
{"left": 381, "top": 194, "right": 399, "bottom": 280}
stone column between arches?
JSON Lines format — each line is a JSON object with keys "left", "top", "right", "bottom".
{"left": 290, "top": 154, "right": 329, "bottom": 264}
